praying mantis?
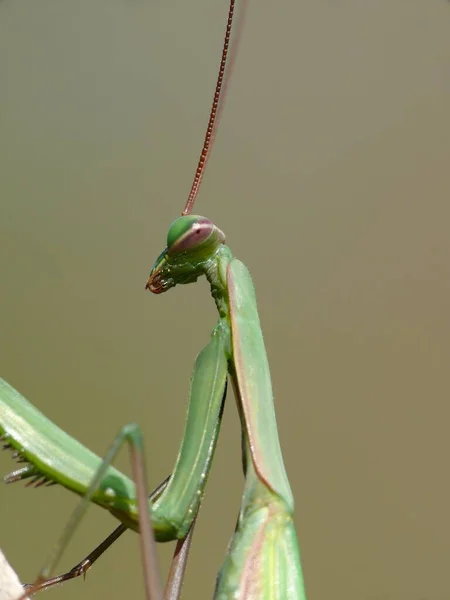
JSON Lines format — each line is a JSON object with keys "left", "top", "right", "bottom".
{"left": 0, "top": 1, "right": 307, "bottom": 598}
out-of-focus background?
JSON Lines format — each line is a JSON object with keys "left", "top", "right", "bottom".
{"left": 1, "top": 1, "right": 449, "bottom": 599}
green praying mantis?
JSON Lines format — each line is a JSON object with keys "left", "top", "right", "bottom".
{"left": 0, "top": 1, "right": 307, "bottom": 598}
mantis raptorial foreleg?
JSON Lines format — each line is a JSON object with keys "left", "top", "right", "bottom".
{"left": 6, "top": 326, "right": 228, "bottom": 600}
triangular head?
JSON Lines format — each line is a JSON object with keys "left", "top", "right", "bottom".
{"left": 146, "top": 215, "right": 226, "bottom": 294}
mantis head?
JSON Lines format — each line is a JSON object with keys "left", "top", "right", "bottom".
{"left": 146, "top": 215, "right": 225, "bottom": 294}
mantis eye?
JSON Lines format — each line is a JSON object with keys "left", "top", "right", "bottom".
{"left": 166, "top": 215, "right": 225, "bottom": 256}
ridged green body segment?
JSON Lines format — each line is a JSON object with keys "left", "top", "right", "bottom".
{"left": 215, "top": 454, "right": 305, "bottom": 600}
{"left": 211, "top": 258, "right": 305, "bottom": 599}
{"left": 227, "top": 259, "right": 294, "bottom": 512}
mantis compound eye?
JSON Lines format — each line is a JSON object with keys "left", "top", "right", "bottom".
{"left": 166, "top": 215, "right": 225, "bottom": 256}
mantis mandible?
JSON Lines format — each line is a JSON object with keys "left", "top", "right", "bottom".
{"left": 0, "top": 1, "right": 307, "bottom": 598}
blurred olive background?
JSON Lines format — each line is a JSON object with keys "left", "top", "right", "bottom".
{"left": 1, "top": 1, "right": 450, "bottom": 599}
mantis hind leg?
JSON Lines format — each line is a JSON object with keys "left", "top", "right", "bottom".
{"left": 24, "top": 518, "right": 196, "bottom": 600}
{"left": 23, "top": 424, "right": 166, "bottom": 600}
{"left": 23, "top": 476, "right": 170, "bottom": 595}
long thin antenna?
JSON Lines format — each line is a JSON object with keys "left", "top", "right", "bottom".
{"left": 182, "top": 0, "right": 243, "bottom": 216}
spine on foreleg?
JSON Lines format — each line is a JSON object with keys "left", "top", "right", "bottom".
{"left": 214, "top": 498, "right": 306, "bottom": 600}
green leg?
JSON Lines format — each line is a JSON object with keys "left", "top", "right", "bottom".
{"left": 23, "top": 476, "right": 171, "bottom": 595}
{"left": 23, "top": 504, "right": 196, "bottom": 600}
{"left": 25, "top": 424, "right": 163, "bottom": 600}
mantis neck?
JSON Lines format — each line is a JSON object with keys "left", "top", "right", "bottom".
{"left": 205, "top": 244, "right": 233, "bottom": 319}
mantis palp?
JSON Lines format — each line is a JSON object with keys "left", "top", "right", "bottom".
{"left": 0, "top": 1, "right": 307, "bottom": 598}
